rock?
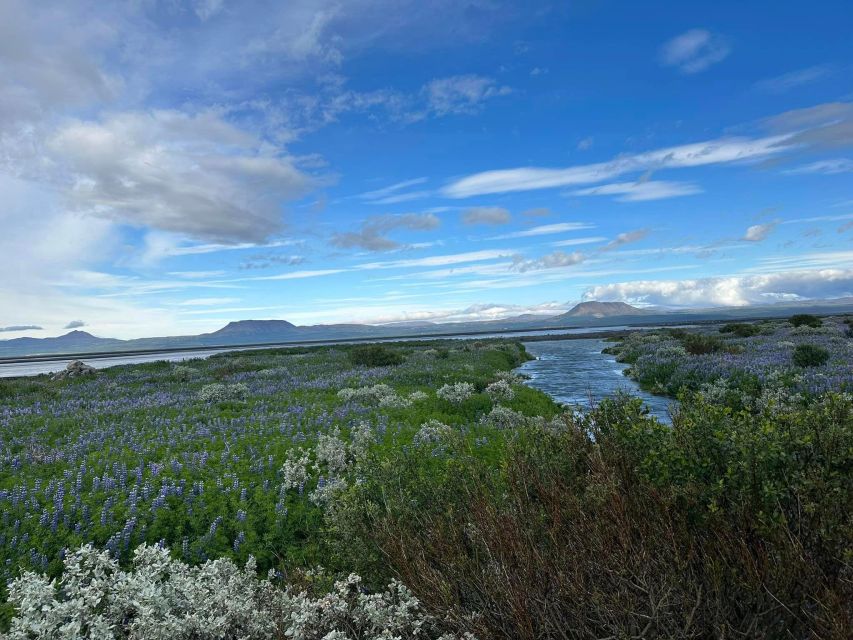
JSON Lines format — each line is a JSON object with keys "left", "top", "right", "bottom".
{"left": 51, "top": 360, "right": 97, "bottom": 381}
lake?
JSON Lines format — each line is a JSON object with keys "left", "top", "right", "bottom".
{"left": 518, "top": 338, "right": 674, "bottom": 421}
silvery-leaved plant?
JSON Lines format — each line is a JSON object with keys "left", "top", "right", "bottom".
{"left": 6, "top": 543, "right": 474, "bottom": 640}
{"left": 485, "top": 379, "right": 514, "bottom": 402}
{"left": 197, "top": 382, "right": 249, "bottom": 403}
{"left": 480, "top": 405, "right": 527, "bottom": 430}
{"left": 436, "top": 382, "right": 475, "bottom": 404}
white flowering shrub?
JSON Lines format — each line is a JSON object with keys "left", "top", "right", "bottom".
{"left": 197, "top": 382, "right": 249, "bottom": 403}
{"left": 349, "top": 421, "right": 375, "bottom": 461}
{"left": 480, "top": 405, "right": 527, "bottom": 430}
{"left": 308, "top": 476, "right": 348, "bottom": 508}
{"left": 280, "top": 448, "right": 312, "bottom": 492}
{"left": 338, "top": 383, "right": 410, "bottom": 408}
{"left": 436, "top": 382, "right": 475, "bottom": 404}
{"left": 315, "top": 429, "right": 350, "bottom": 475}
{"left": 6, "top": 543, "right": 469, "bottom": 640}
{"left": 494, "top": 370, "right": 526, "bottom": 385}
{"left": 412, "top": 420, "right": 453, "bottom": 448}
{"left": 170, "top": 365, "right": 197, "bottom": 382}
{"left": 407, "top": 390, "right": 429, "bottom": 403}
{"left": 485, "top": 379, "right": 514, "bottom": 402}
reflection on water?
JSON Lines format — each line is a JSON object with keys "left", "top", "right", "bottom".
{"left": 518, "top": 338, "right": 673, "bottom": 422}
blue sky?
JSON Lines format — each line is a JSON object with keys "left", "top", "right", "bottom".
{"left": 1, "top": 0, "right": 852, "bottom": 339}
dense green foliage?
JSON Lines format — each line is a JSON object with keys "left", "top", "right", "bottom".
{"left": 347, "top": 344, "right": 405, "bottom": 367}
{"left": 719, "top": 322, "right": 760, "bottom": 337}
{"left": 793, "top": 342, "right": 831, "bottom": 367}
{"left": 790, "top": 313, "right": 823, "bottom": 328}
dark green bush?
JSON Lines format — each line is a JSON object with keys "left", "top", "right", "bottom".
{"left": 681, "top": 333, "right": 724, "bottom": 355}
{"left": 790, "top": 314, "right": 823, "bottom": 328}
{"left": 719, "top": 322, "right": 760, "bottom": 337}
{"left": 792, "top": 343, "right": 830, "bottom": 367}
{"left": 348, "top": 344, "right": 405, "bottom": 367}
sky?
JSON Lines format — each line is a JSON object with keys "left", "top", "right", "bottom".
{"left": 1, "top": 0, "right": 852, "bottom": 339}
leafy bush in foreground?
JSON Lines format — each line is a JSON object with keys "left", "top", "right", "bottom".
{"left": 332, "top": 393, "right": 853, "bottom": 639}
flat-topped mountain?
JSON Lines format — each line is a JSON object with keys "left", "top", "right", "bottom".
{"left": 561, "top": 301, "right": 648, "bottom": 318}
{"left": 208, "top": 320, "right": 297, "bottom": 339}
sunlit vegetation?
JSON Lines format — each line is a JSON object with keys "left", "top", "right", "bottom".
{"left": 1, "top": 323, "right": 851, "bottom": 638}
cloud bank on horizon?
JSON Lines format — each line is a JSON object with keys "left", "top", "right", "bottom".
{"left": 0, "top": 0, "right": 852, "bottom": 338}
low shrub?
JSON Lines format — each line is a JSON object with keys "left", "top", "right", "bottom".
{"left": 790, "top": 314, "right": 823, "bottom": 328}
{"left": 348, "top": 345, "right": 405, "bottom": 367}
{"left": 680, "top": 333, "right": 724, "bottom": 355}
{"left": 793, "top": 343, "right": 830, "bottom": 367}
{"left": 719, "top": 322, "right": 760, "bottom": 337}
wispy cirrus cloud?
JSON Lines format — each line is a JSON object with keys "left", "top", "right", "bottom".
{"left": 422, "top": 75, "right": 511, "bottom": 116}
{"left": 511, "top": 250, "right": 585, "bottom": 272}
{"left": 488, "top": 222, "right": 594, "bottom": 239}
{"left": 442, "top": 134, "right": 790, "bottom": 198}
{"left": 571, "top": 180, "right": 702, "bottom": 202}
{"left": 783, "top": 158, "right": 853, "bottom": 175}
{"left": 659, "top": 28, "right": 730, "bottom": 74}
{"left": 754, "top": 65, "right": 833, "bottom": 93}
{"left": 358, "top": 177, "right": 431, "bottom": 204}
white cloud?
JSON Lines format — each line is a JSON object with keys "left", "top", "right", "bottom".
{"left": 49, "top": 110, "right": 316, "bottom": 243}
{"left": 511, "top": 250, "right": 585, "bottom": 272}
{"left": 358, "top": 177, "right": 429, "bottom": 201}
{"left": 462, "top": 207, "right": 512, "bottom": 225}
{"left": 551, "top": 236, "right": 608, "bottom": 247}
{"left": 571, "top": 180, "right": 702, "bottom": 201}
{"left": 422, "top": 75, "right": 511, "bottom": 116}
{"left": 784, "top": 159, "right": 853, "bottom": 175}
{"left": 743, "top": 222, "right": 778, "bottom": 242}
{"left": 601, "top": 229, "right": 649, "bottom": 251}
{"left": 358, "top": 248, "right": 514, "bottom": 270}
{"left": 331, "top": 212, "right": 440, "bottom": 252}
{"left": 583, "top": 269, "right": 853, "bottom": 307}
{"left": 442, "top": 134, "right": 790, "bottom": 198}
{"left": 659, "top": 28, "right": 730, "bottom": 74}
{"left": 489, "top": 222, "right": 594, "bottom": 239}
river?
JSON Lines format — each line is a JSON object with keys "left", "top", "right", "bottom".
{"left": 518, "top": 338, "right": 674, "bottom": 422}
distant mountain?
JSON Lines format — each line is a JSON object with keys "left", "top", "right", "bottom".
{"left": 2, "top": 299, "right": 853, "bottom": 360}
{"left": 0, "top": 330, "right": 120, "bottom": 357}
{"left": 560, "top": 301, "right": 648, "bottom": 318}
{"left": 208, "top": 320, "right": 297, "bottom": 340}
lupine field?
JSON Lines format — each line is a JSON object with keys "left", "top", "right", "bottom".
{"left": 0, "top": 339, "right": 554, "bottom": 632}
{"left": 607, "top": 314, "right": 853, "bottom": 401}
{"left": 1, "top": 320, "right": 852, "bottom": 638}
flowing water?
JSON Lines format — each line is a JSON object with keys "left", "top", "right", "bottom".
{"left": 518, "top": 338, "right": 674, "bottom": 422}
